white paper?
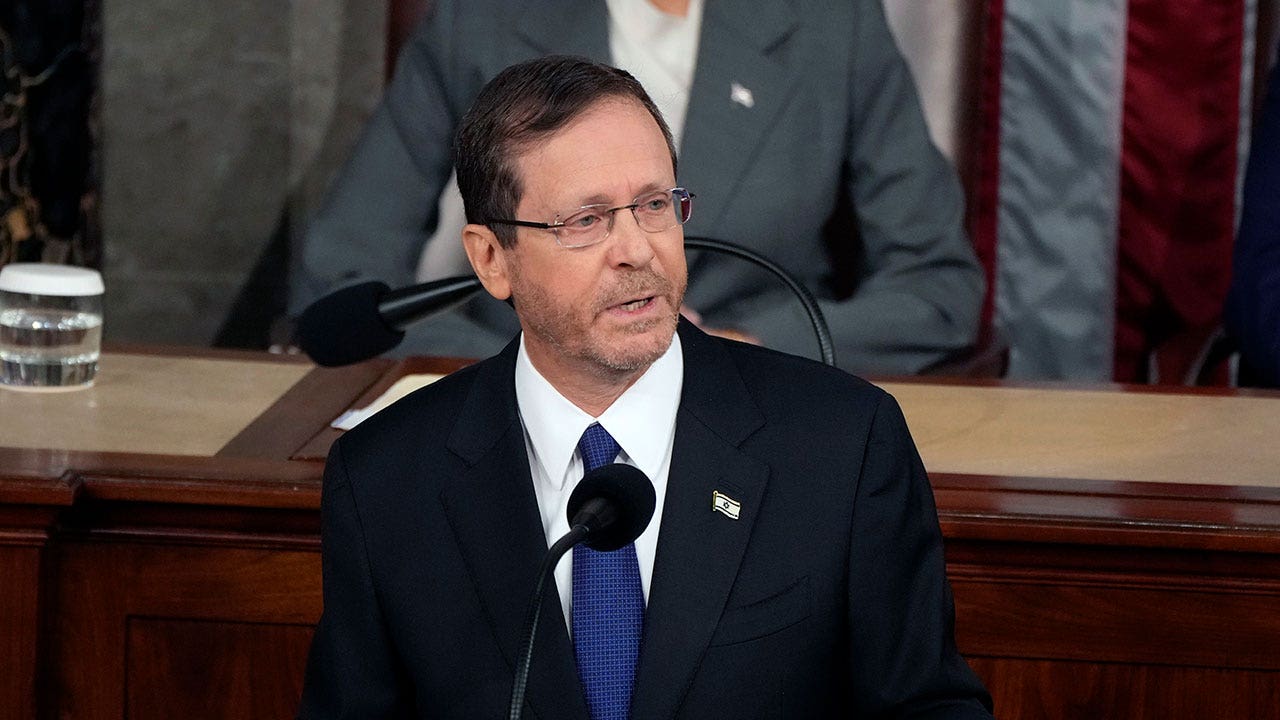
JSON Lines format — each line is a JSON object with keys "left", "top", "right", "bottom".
{"left": 330, "top": 373, "right": 446, "bottom": 430}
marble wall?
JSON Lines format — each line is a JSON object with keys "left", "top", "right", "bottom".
{"left": 101, "top": 0, "right": 387, "bottom": 346}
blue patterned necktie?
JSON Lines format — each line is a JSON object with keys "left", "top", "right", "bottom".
{"left": 573, "top": 423, "right": 644, "bottom": 720}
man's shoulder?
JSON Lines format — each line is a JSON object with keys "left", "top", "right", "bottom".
{"left": 699, "top": 334, "right": 891, "bottom": 426}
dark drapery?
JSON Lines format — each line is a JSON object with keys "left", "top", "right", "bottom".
{"left": 0, "top": 0, "right": 99, "bottom": 268}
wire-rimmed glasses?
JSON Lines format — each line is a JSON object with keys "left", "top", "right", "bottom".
{"left": 488, "top": 187, "right": 693, "bottom": 249}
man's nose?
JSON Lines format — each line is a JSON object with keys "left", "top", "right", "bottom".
{"left": 606, "top": 209, "right": 656, "bottom": 268}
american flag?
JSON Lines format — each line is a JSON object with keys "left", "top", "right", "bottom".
{"left": 887, "top": 0, "right": 1277, "bottom": 383}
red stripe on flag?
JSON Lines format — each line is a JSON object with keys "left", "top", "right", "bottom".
{"left": 1116, "top": 0, "right": 1244, "bottom": 382}
{"left": 968, "top": 0, "right": 1006, "bottom": 336}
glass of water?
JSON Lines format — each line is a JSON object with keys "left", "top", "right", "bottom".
{"left": 0, "top": 263, "right": 105, "bottom": 390}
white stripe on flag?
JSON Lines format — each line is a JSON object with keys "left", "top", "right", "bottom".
{"left": 1238, "top": 1, "right": 1260, "bottom": 229}
{"left": 995, "top": 0, "right": 1129, "bottom": 380}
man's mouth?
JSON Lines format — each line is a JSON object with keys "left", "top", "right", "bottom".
{"left": 614, "top": 296, "right": 655, "bottom": 312}
{"left": 599, "top": 270, "right": 675, "bottom": 316}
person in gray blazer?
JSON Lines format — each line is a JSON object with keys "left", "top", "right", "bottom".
{"left": 289, "top": 0, "right": 983, "bottom": 375}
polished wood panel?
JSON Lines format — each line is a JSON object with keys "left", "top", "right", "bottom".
{"left": 934, "top": 470, "right": 1280, "bottom": 716}
{"left": 0, "top": 547, "right": 42, "bottom": 720}
{"left": 951, "top": 555, "right": 1280, "bottom": 669}
{"left": 126, "top": 619, "right": 313, "bottom": 720}
{"left": 51, "top": 541, "right": 321, "bottom": 720}
{"left": 968, "top": 659, "right": 1280, "bottom": 720}
{"left": 933, "top": 473, "right": 1280, "bottom": 552}
{"left": 0, "top": 488, "right": 64, "bottom": 720}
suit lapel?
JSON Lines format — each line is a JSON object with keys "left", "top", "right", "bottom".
{"left": 679, "top": 0, "right": 799, "bottom": 239}
{"left": 514, "top": 0, "right": 611, "bottom": 62}
{"left": 439, "top": 341, "right": 589, "bottom": 720}
{"left": 631, "top": 322, "right": 769, "bottom": 718}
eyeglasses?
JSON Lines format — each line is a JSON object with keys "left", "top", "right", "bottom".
{"left": 488, "top": 187, "right": 694, "bottom": 249}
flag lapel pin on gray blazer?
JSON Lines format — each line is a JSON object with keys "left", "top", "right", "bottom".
{"left": 712, "top": 491, "right": 742, "bottom": 519}
{"left": 730, "top": 82, "right": 754, "bottom": 108}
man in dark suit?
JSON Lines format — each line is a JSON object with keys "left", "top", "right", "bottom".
{"left": 298, "top": 55, "right": 992, "bottom": 719}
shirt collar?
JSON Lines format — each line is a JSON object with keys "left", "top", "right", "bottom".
{"left": 515, "top": 332, "right": 684, "bottom": 490}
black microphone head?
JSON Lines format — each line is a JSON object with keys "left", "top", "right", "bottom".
{"left": 567, "top": 464, "right": 656, "bottom": 551}
{"left": 297, "top": 281, "right": 404, "bottom": 367}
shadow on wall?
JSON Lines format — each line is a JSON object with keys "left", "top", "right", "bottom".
{"left": 214, "top": 210, "right": 291, "bottom": 349}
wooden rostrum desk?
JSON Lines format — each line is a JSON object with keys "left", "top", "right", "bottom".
{"left": 3, "top": 349, "right": 1279, "bottom": 719}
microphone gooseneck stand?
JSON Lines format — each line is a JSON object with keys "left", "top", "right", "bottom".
{"left": 682, "top": 236, "right": 835, "bottom": 367}
{"left": 507, "top": 525, "right": 587, "bottom": 720}
{"left": 298, "top": 237, "right": 837, "bottom": 368}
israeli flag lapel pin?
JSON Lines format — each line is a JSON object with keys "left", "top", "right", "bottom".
{"left": 712, "top": 490, "right": 742, "bottom": 520}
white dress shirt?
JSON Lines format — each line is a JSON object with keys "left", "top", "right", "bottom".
{"left": 514, "top": 333, "right": 684, "bottom": 633}
{"left": 606, "top": 0, "right": 704, "bottom": 150}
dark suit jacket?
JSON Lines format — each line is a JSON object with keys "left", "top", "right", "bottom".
{"left": 298, "top": 321, "right": 993, "bottom": 718}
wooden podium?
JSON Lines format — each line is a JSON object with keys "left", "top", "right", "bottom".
{"left": 0, "top": 350, "right": 400, "bottom": 720}
{"left": 3, "top": 350, "right": 1280, "bottom": 719}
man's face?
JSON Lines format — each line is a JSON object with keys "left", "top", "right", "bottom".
{"left": 501, "top": 98, "right": 687, "bottom": 382}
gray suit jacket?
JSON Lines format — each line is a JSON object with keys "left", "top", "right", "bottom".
{"left": 289, "top": 0, "right": 984, "bottom": 374}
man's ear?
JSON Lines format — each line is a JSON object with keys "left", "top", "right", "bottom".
{"left": 462, "top": 223, "right": 512, "bottom": 301}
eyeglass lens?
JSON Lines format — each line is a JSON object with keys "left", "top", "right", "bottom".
{"left": 555, "top": 189, "right": 691, "bottom": 247}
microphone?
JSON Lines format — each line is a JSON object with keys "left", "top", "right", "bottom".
{"left": 508, "top": 463, "right": 656, "bottom": 720}
{"left": 296, "top": 276, "right": 481, "bottom": 366}
{"left": 296, "top": 237, "right": 836, "bottom": 367}
{"left": 565, "top": 462, "right": 658, "bottom": 551}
